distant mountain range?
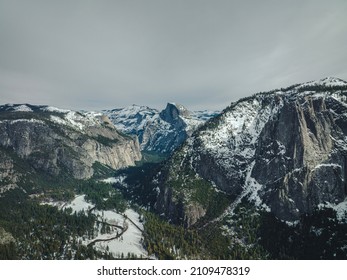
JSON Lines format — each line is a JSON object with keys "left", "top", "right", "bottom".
{"left": 102, "top": 103, "right": 219, "bottom": 155}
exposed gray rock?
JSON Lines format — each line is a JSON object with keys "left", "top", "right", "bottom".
{"left": 0, "top": 155, "right": 19, "bottom": 194}
{"left": 0, "top": 227, "right": 15, "bottom": 245}
{"left": 184, "top": 202, "right": 207, "bottom": 227}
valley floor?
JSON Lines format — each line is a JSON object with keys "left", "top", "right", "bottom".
{"left": 46, "top": 194, "right": 148, "bottom": 259}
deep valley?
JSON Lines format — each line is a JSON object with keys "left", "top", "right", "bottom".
{"left": 1, "top": 78, "right": 347, "bottom": 260}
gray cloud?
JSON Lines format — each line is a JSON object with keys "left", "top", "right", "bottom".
{"left": 0, "top": 0, "right": 346, "bottom": 111}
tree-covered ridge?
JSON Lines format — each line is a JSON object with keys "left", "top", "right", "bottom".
{"left": 141, "top": 199, "right": 347, "bottom": 260}
{"left": 0, "top": 189, "right": 99, "bottom": 259}
{"left": 76, "top": 180, "right": 127, "bottom": 213}
{"left": 0, "top": 178, "right": 133, "bottom": 259}
{"left": 142, "top": 211, "right": 204, "bottom": 259}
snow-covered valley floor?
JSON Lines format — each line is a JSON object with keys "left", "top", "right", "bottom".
{"left": 46, "top": 195, "right": 148, "bottom": 259}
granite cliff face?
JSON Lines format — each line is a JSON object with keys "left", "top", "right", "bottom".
{"left": 103, "top": 103, "right": 219, "bottom": 155}
{"left": 0, "top": 104, "right": 141, "bottom": 192}
{"left": 155, "top": 78, "right": 347, "bottom": 225}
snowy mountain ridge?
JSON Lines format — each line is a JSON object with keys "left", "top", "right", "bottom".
{"left": 0, "top": 103, "right": 106, "bottom": 131}
{"left": 296, "top": 77, "right": 347, "bottom": 89}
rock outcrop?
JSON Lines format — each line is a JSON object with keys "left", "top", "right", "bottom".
{"left": 0, "top": 104, "right": 141, "bottom": 192}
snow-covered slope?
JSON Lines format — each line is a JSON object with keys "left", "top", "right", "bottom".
{"left": 155, "top": 77, "right": 347, "bottom": 225}
{"left": 102, "top": 103, "right": 219, "bottom": 154}
{"left": 0, "top": 103, "right": 105, "bottom": 131}
{"left": 103, "top": 105, "right": 158, "bottom": 135}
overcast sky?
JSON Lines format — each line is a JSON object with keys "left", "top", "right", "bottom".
{"left": 0, "top": 0, "right": 346, "bottom": 111}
